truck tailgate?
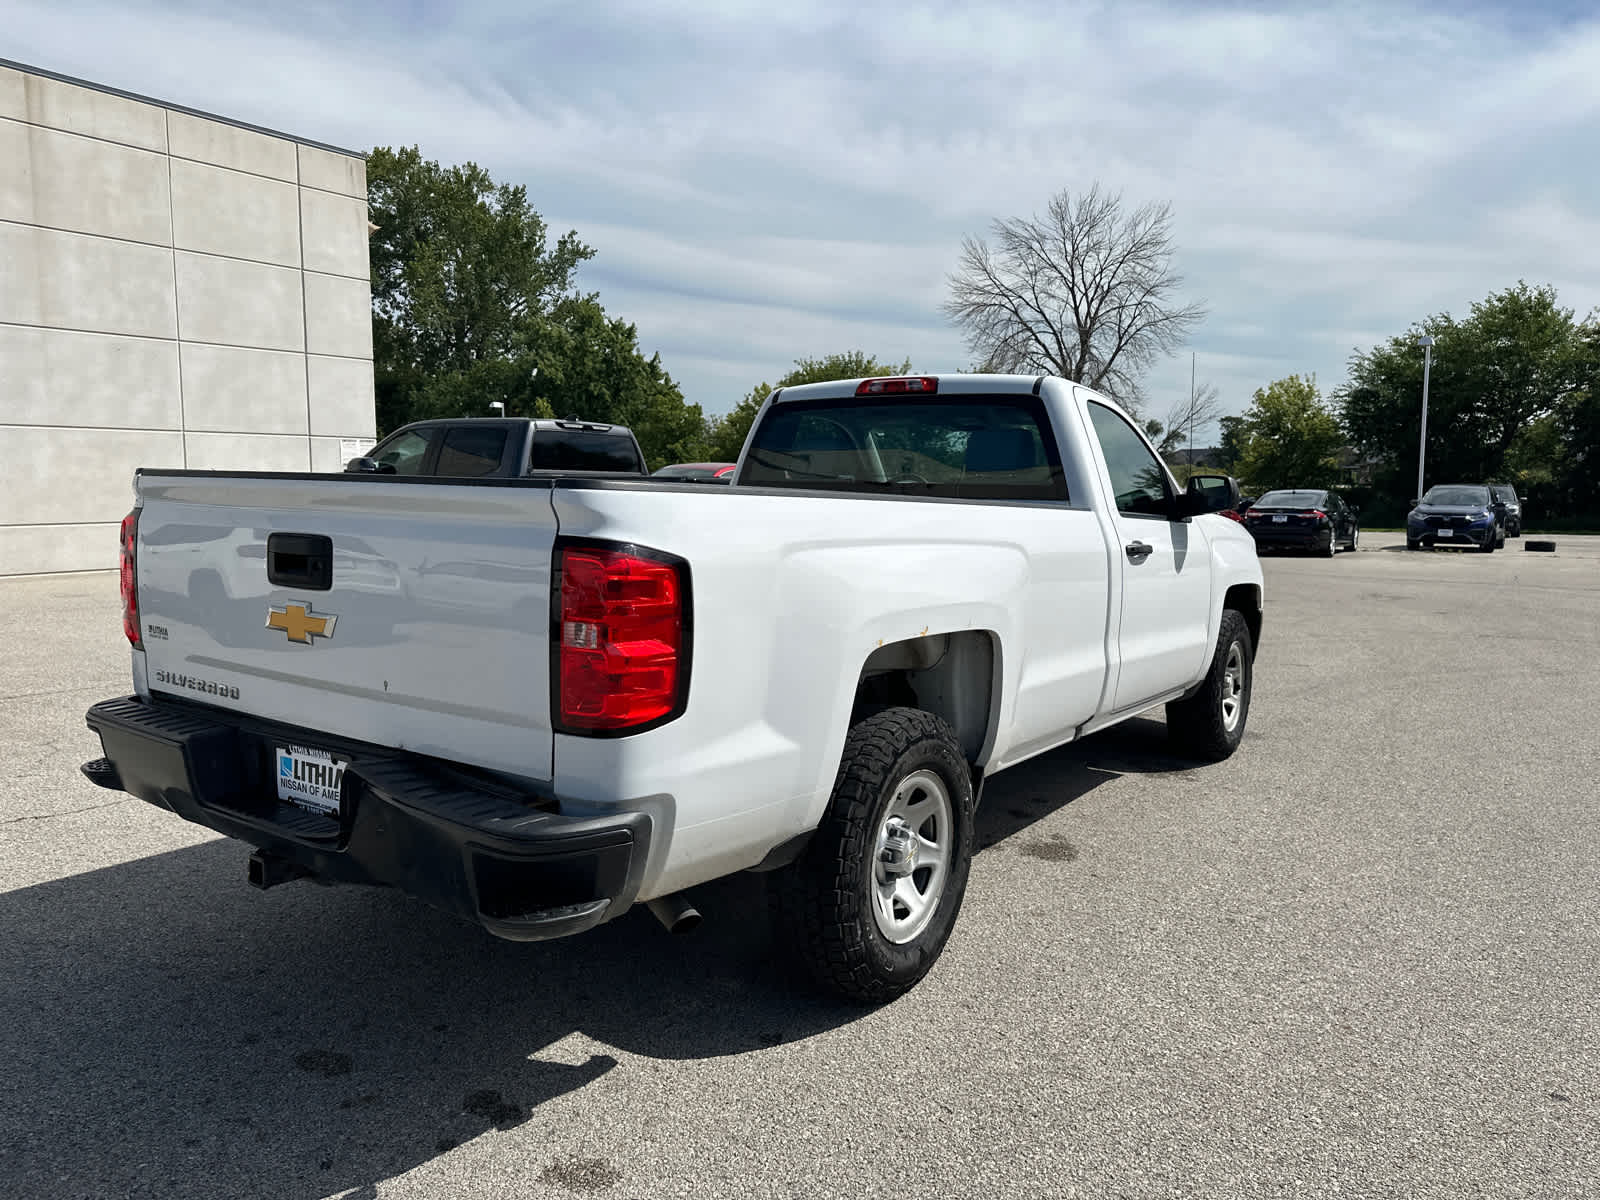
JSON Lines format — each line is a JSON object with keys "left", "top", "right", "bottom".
{"left": 133, "top": 473, "right": 558, "bottom": 784}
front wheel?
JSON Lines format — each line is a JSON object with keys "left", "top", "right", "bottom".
{"left": 1406, "top": 537, "right": 1421, "bottom": 551}
{"left": 1166, "top": 609, "right": 1254, "bottom": 761}
{"left": 769, "top": 707, "right": 976, "bottom": 1004}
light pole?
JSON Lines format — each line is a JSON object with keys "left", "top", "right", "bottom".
{"left": 489, "top": 401, "right": 506, "bottom": 418}
{"left": 1415, "top": 334, "right": 1434, "bottom": 502}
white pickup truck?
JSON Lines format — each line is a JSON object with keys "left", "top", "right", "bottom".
{"left": 83, "top": 374, "right": 1263, "bottom": 1002}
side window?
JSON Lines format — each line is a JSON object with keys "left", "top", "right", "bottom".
{"left": 1086, "top": 402, "right": 1171, "bottom": 518}
{"left": 435, "top": 426, "right": 508, "bottom": 477}
{"left": 373, "top": 429, "right": 433, "bottom": 475}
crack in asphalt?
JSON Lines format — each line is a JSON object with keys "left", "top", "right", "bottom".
{"left": 1, "top": 799, "right": 130, "bottom": 825}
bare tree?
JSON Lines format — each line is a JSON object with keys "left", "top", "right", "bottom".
{"left": 942, "top": 185, "right": 1207, "bottom": 417}
{"left": 1154, "top": 379, "right": 1223, "bottom": 457}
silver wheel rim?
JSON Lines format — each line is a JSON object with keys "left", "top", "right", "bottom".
{"left": 1352, "top": 527, "right": 1359, "bottom": 550}
{"left": 1220, "top": 642, "right": 1245, "bottom": 733}
{"left": 870, "top": 769, "right": 954, "bottom": 945}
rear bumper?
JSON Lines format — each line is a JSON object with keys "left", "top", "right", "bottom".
{"left": 1246, "top": 526, "right": 1332, "bottom": 551}
{"left": 83, "top": 695, "right": 650, "bottom": 942}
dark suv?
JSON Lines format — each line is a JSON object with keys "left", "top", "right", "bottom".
{"left": 1490, "top": 483, "right": 1523, "bottom": 537}
{"left": 1406, "top": 484, "right": 1506, "bottom": 551}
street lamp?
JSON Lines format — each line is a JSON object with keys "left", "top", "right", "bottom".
{"left": 1415, "top": 334, "right": 1434, "bottom": 503}
{"left": 489, "top": 401, "right": 506, "bottom": 418}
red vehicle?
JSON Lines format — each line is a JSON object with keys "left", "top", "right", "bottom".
{"left": 652, "top": 462, "right": 736, "bottom": 482}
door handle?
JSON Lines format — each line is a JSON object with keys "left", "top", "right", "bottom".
{"left": 1125, "top": 540, "right": 1153, "bottom": 561}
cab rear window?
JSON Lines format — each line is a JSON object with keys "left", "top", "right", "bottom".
{"left": 740, "top": 397, "right": 1068, "bottom": 501}
{"left": 528, "top": 432, "right": 643, "bottom": 472}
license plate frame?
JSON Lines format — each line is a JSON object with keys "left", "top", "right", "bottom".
{"left": 275, "top": 743, "right": 348, "bottom": 816}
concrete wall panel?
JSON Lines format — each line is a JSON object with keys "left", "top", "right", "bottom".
{"left": 299, "top": 187, "right": 369, "bottom": 279}
{"left": 307, "top": 354, "right": 377, "bottom": 437}
{"left": 18, "top": 72, "right": 166, "bottom": 152}
{"left": 171, "top": 158, "right": 300, "bottom": 266}
{"left": 0, "top": 223, "right": 177, "bottom": 338}
{"left": 0, "top": 67, "right": 23, "bottom": 122}
{"left": 1, "top": 325, "right": 181, "bottom": 429}
{"left": 175, "top": 251, "right": 304, "bottom": 351}
{"left": 182, "top": 431, "right": 311, "bottom": 473}
{"left": 168, "top": 110, "right": 296, "bottom": 180}
{"left": 0, "top": 63, "right": 372, "bottom": 577}
{"left": 0, "top": 522, "right": 121, "bottom": 575}
{"left": 0, "top": 427, "right": 184, "bottom": 525}
{"left": 0, "top": 119, "right": 171, "bottom": 245}
{"left": 303, "top": 272, "right": 373, "bottom": 359}
{"left": 180, "top": 343, "right": 308, "bottom": 434}
{"left": 298, "top": 144, "right": 366, "bottom": 197}
{"left": 310, "top": 435, "right": 361, "bottom": 473}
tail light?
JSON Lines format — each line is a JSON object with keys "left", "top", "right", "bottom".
{"left": 555, "top": 543, "right": 689, "bottom": 733}
{"left": 1300, "top": 510, "right": 1329, "bottom": 522}
{"left": 856, "top": 377, "right": 938, "bottom": 395}
{"left": 120, "top": 509, "right": 141, "bottom": 648}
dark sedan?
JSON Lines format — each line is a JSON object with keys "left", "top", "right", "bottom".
{"left": 1241, "top": 489, "right": 1359, "bottom": 556}
{"left": 1406, "top": 485, "right": 1505, "bottom": 551}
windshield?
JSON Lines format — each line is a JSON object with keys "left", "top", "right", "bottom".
{"left": 1254, "top": 490, "right": 1325, "bottom": 509}
{"left": 1422, "top": 486, "right": 1490, "bottom": 507}
{"left": 740, "top": 396, "right": 1068, "bottom": 501}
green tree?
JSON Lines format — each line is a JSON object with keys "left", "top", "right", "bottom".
{"left": 1216, "top": 413, "right": 1249, "bottom": 473}
{"left": 1551, "top": 322, "right": 1600, "bottom": 511}
{"left": 366, "top": 146, "right": 700, "bottom": 468}
{"left": 703, "top": 351, "right": 912, "bottom": 462}
{"left": 1339, "top": 283, "right": 1590, "bottom": 493}
{"left": 1234, "top": 375, "right": 1344, "bottom": 491}
{"left": 368, "top": 146, "right": 594, "bottom": 432}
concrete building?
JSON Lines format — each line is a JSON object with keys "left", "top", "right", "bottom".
{"left": 1, "top": 59, "right": 376, "bottom": 576}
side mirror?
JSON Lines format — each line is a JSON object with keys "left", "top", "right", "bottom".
{"left": 1350, "top": 504, "right": 1360, "bottom": 515}
{"left": 1184, "top": 472, "right": 1242, "bottom": 513}
{"left": 1409, "top": 498, "right": 1419, "bottom": 508}
{"left": 344, "top": 456, "right": 395, "bottom": 474}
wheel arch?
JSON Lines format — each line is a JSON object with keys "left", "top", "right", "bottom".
{"left": 851, "top": 630, "right": 1000, "bottom": 771}
{"left": 1224, "top": 582, "right": 1263, "bottom": 653}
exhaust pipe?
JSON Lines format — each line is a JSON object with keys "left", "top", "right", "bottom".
{"left": 247, "top": 850, "right": 309, "bottom": 890}
{"left": 646, "top": 892, "right": 702, "bottom": 934}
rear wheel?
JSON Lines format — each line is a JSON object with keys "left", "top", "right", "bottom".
{"left": 1322, "top": 529, "right": 1337, "bottom": 557}
{"left": 1351, "top": 525, "right": 1360, "bottom": 551}
{"left": 1167, "top": 609, "right": 1253, "bottom": 761}
{"left": 769, "top": 707, "right": 975, "bottom": 1004}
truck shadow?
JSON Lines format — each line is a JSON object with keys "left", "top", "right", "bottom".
{"left": 3, "top": 716, "right": 1188, "bottom": 1199}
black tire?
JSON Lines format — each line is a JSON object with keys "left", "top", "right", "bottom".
{"left": 1322, "top": 530, "right": 1337, "bottom": 557}
{"left": 1480, "top": 531, "right": 1496, "bottom": 553}
{"left": 1406, "top": 538, "right": 1421, "bottom": 551}
{"left": 769, "top": 707, "right": 975, "bottom": 1004}
{"left": 1166, "top": 609, "right": 1254, "bottom": 762}
{"left": 1350, "top": 525, "right": 1360, "bottom": 552}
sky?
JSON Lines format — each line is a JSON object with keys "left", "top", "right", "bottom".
{"left": 10, "top": 0, "right": 1600, "bottom": 443}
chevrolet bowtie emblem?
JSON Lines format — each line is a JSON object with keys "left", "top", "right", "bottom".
{"left": 266, "top": 602, "right": 337, "bottom": 644}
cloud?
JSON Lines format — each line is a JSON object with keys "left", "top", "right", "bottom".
{"left": 8, "top": 0, "right": 1600, "bottom": 440}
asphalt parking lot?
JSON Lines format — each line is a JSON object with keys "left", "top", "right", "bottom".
{"left": 2, "top": 532, "right": 1597, "bottom": 1199}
